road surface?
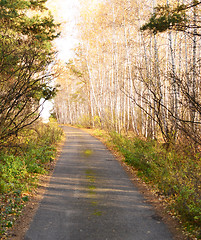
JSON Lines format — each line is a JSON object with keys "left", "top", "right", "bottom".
{"left": 25, "top": 126, "right": 173, "bottom": 240}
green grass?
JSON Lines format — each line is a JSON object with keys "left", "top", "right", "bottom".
{"left": 0, "top": 121, "right": 63, "bottom": 237}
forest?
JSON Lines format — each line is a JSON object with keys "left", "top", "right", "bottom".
{"left": 53, "top": 1, "right": 200, "bottom": 144}
{"left": 0, "top": 0, "right": 200, "bottom": 239}
{"left": 55, "top": 0, "right": 201, "bottom": 146}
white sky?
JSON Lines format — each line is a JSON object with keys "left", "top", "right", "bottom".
{"left": 39, "top": 98, "right": 54, "bottom": 123}
{"left": 47, "top": 0, "right": 80, "bottom": 61}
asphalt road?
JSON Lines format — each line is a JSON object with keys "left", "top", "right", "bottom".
{"left": 24, "top": 126, "right": 173, "bottom": 240}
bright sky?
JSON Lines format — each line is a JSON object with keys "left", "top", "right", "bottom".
{"left": 47, "top": 0, "right": 80, "bottom": 61}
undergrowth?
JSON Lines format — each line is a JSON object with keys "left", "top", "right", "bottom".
{"left": 0, "top": 121, "right": 63, "bottom": 237}
{"left": 91, "top": 129, "right": 201, "bottom": 239}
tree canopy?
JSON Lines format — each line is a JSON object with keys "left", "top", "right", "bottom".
{"left": 141, "top": 1, "right": 201, "bottom": 35}
{"left": 0, "top": 0, "right": 59, "bottom": 143}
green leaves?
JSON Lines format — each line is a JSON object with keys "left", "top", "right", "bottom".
{"left": 141, "top": 4, "right": 188, "bottom": 34}
{"left": 20, "top": 14, "right": 60, "bottom": 41}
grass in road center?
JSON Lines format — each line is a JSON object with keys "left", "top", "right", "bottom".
{"left": 85, "top": 169, "right": 96, "bottom": 195}
{"left": 85, "top": 169, "right": 103, "bottom": 217}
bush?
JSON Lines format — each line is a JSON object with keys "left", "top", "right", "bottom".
{"left": 0, "top": 155, "right": 28, "bottom": 194}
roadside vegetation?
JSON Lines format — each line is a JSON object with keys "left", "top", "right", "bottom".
{"left": 0, "top": 121, "right": 63, "bottom": 237}
{"left": 0, "top": 0, "right": 61, "bottom": 237}
{"left": 89, "top": 128, "right": 201, "bottom": 240}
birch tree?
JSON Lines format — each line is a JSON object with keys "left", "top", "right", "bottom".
{"left": 53, "top": 0, "right": 201, "bottom": 146}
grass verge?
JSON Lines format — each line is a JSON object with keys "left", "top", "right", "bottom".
{"left": 0, "top": 121, "right": 63, "bottom": 238}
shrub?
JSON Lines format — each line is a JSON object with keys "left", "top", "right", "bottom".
{"left": 0, "top": 155, "right": 28, "bottom": 194}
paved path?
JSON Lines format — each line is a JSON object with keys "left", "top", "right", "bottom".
{"left": 25, "top": 126, "right": 173, "bottom": 240}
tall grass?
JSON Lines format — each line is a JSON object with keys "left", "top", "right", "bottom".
{"left": 0, "top": 121, "right": 63, "bottom": 236}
